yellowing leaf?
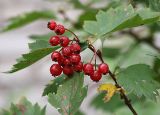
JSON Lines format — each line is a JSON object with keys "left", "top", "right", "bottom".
{"left": 98, "top": 83, "right": 121, "bottom": 102}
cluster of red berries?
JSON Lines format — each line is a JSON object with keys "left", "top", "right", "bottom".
{"left": 48, "top": 20, "right": 83, "bottom": 77}
{"left": 48, "top": 20, "right": 109, "bottom": 82}
{"left": 83, "top": 63, "right": 109, "bottom": 82}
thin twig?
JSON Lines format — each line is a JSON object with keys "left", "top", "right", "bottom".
{"left": 109, "top": 71, "right": 138, "bottom": 115}
{"left": 66, "top": 28, "right": 138, "bottom": 115}
{"left": 88, "top": 44, "right": 138, "bottom": 115}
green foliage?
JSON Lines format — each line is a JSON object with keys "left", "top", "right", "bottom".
{"left": 149, "top": 0, "right": 160, "bottom": 11}
{"left": 43, "top": 74, "right": 67, "bottom": 96}
{"left": 114, "top": 100, "right": 160, "bottom": 115}
{"left": 119, "top": 43, "right": 158, "bottom": 68}
{"left": 83, "top": 5, "right": 160, "bottom": 37}
{"left": 90, "top": 93, "right": 143, "bottom": 113}
{"left": 48, "top": 73, "right": 87, "bottom": 115}
{"left": 1, "top": 97, "right": 46, "bottom": 115}
{"left": 117, "top": 64, "right": 160, "bottom": 101}
{"left": 91, "top": 93, "right": 124, "bottom": 113}
{"left": 6, "top": 47, "right": 58, "bottom": 73}
{"left": 1, "top": 10, "right": 55, "bottom": 32}
{"left": 7, "top": 31, "right": 87, "bottom": 73}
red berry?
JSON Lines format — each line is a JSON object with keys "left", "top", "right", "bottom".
{"left": 83, "top": 63, "right": 94, "bottom": 75}
{"left": 98, "top": 63, "right": 109, "bottom": 75}
{"left": 51, "top": 51, "right": 61, "bottom": 62}
{"left": 49, "top": 36, "right": 60, "bottom": 46}
{"left": 90, "top": 70, "right": 102, "bottom": 82}
{"left": 50, "top": 64, "right": 62, "bottom": 76}
{"left": 74, "top": 62, "right": 83, "bottom": 72}
{"left": 60, "top": 36, "right": 70, "bottom": 47}
{"left": 63, "top": 66, "right": 74, "bottom": 76}
{"left": 62, "top": 46, "right": 72, "bottom": 57}
{"left": 70, "top": 54, "right": 81, "bottom": 64}
{"left": 58, "top": 56, "right": 65, "bottom": 66}
{"left": 48, "top": 20, "right": 57, "bottom": 30}
{"left": 70, "top": 43, "right": 81, "bottom": 54}
{"left": 63, "top": 58, "right": 72, "bottom": 66}
{"left": 54, "top": 24, "right": 65, "bottom": 35}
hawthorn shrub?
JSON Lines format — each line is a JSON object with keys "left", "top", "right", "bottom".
{"left": 1, "top": 0, "right": 160, "bottom": 115}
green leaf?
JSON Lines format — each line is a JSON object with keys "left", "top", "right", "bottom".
{"left": 1, "top": 10, "right": 55, "bottom": 32}
{"left": 90, "top": 93, "right": 143, "bottom": 113}
{"left": 0, "top": 97, "right": 46, "bottom": 115}
{"left": 119, "top": 43, "right": 158, "bottom": 68}
{"left": 114, "top": 100, "right": 160, "bottom": 115}
{"left": 48, "top": 73, "right": 87, "bottom": 115}
{"left": 29, "top": 40, "right": 52, "bottom": 51}
{"left": 42, "top": 74, "right": 67, "bottom": 96}
{"left": 91, "top": 93, "right": 124, "bottom": 113}
{"left": 149, "top": 0, "right": 160, "bottom": 11}
{"left": 6, "top": 47, "right": 58, "bottom": 73}
{"left": 75, "top": 110, "right": 85, "bottom": 115}
{"left": 117, "top": 64, "right": 160, "bottom": 101}
{"left": 83, "top": 5, "right": 160, "bottom": 37}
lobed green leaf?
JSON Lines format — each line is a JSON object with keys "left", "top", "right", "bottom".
{"left": 6, "top": 47, "right": 59, "bottom": 73}
{"left": 48, "top": 73, "right": 87, "bottom": 115}
{"left": 117, "top": 64, "right": 160, "bottom": 101}
{"left": 1, "top": 10, "right": 55, "bottom": 32}
{"left": 0, "top": 97, "right": 46, "bottom": 115}
{"left": 83, "top": 5, "right": 160, "bottom": 37}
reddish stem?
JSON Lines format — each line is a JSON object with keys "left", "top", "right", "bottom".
{"left": 65, "top": 28, "right": 80, "bottom": 43}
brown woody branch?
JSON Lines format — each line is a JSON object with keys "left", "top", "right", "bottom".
{"left": 88, "top": 45, "right": 138, "bottom": 115}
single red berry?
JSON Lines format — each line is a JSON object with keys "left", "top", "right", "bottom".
{"left": 60, "top": 36, "right": 70, "bottom": 47}
{"left": 62, "top": 46, "right": 72, "bottom": 57}
{"left": 70, "top": 43, "right": 81, "bottom": 54}
{"left": 63, "top": 66, "right": 74, "bottom": 76}
{"left": 50, "top": 64, "right": 62, "bottom": 76}
{"left": 90, "top": 70, "right": 102, "bottom": 82}
{"left": 48, "top": 20, "right": 57, "bottom": 30}
{"left": 98, "top": 63, "right": 109, "bottom": 75}
{"left": 70, "top": 54, "right": 81, "bottom": 64}
{"left": 83, "top": 63, "right": 94, "bottom": 75}
{"left": 54, "top": 24, "right": 65, "bottom": 35}
{"left": 63, "top": 58, "right": 72, "bottom": 66}
{"left": 49, "top": 36, "right": 60, "bottom": 46}
{"left": 51, "top": 51, "right": 61, "bottom": 62}
{"left": 58, "top": 56, "right": 65, "bottom": 66}
{"left": 74, "top": 62, "right": 83, "bottom": 72}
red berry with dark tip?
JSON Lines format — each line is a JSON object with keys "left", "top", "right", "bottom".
{"left": 98, "top": 63, "right": 109, "bottom": 75}
{"left": 83, "top": 63, "right": 94, "bottom": 75}
{"left": 51, "top": 51, "right": 61, "bottom": 62}
{"left": 62, "top": 46, "right": 72, "bottom": 57}
{"left": 70, "top": 54, "right": 81, "bottom": 64}
{"left": 54, "top": 24, "right": 65, "bottom": 35}
{"left": 63, "top": 66, "right": 74, "bottom": 76}
{"left": 50, "top": 64, "right": 62, "bottom": 76}
{"left": 48, "top": 20, "right": 57, "bottom": 30}
{"left": 60, "top": 36, "right": 70, "bottom": 47}
{"left": 74, "top": 62, "right": 83, "bottom": 72}
{"left": 70, "top": 43, "right": 81, "bottom": 54}
{"left": 90, "top": 70, "right": 102, "bottom": 82}
{"left": 49, "top": 36, "right": 60, "bottom": 46}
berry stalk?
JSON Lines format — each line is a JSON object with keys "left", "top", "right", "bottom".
{"left": 88, "top": 43, "right": 138, "bottom": 115}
